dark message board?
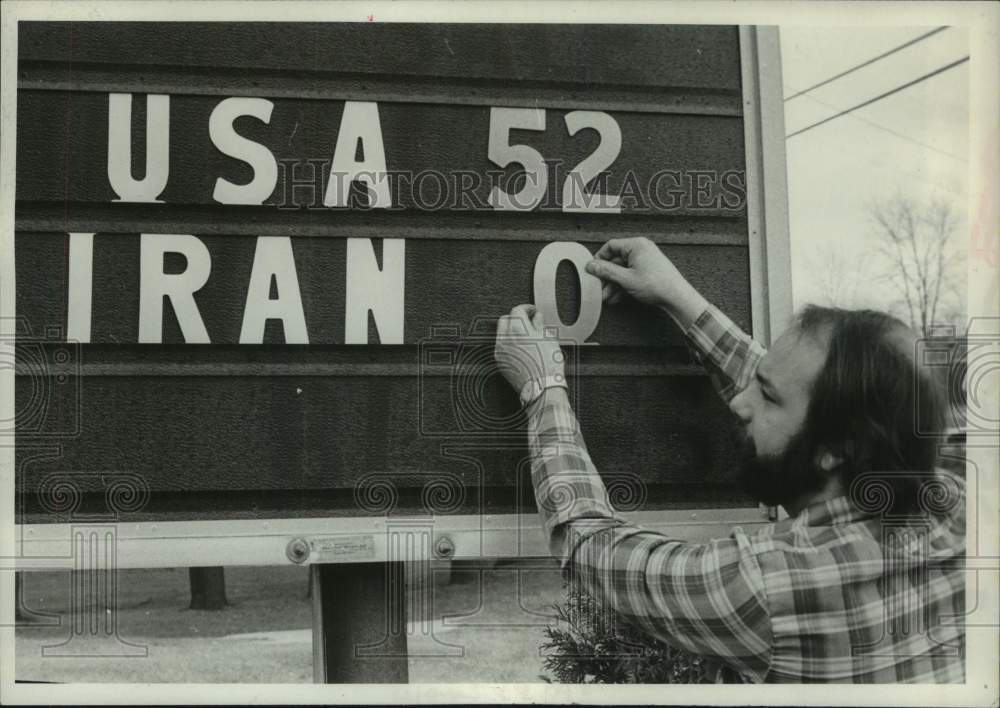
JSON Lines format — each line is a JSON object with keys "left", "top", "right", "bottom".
{"left": 13, "top": 23, "right": 790, "bottom": 562}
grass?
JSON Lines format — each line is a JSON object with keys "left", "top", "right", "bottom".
{"left": 15, "top": 559, "right": 567, "bottom": 683}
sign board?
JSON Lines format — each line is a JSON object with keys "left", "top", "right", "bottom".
{"left": 13, "top": 23, "right": 791, "bottom": 567}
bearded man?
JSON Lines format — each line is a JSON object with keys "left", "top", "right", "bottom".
{"left": 494, "top": 237, "right": 965, "bottom": 683}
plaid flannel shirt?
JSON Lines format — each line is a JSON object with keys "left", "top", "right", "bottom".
{"left": 527, "top": 305, "right": 966, "bottom": 683}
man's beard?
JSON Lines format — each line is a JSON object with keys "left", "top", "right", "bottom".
{"left": 736, "top": 424, "right": 831, "bottom": 511}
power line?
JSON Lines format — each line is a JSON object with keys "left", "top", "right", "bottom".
{"left": 783, "top": 83, "right": 968, "bottom": 162}
{"left": 786, "top": 56, "right": 969, "bottom": 140}
{"left": 784, "top": 27, "right": 948, "bottom": 102}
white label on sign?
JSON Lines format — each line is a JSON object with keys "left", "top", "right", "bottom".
{"left": 308, "top": 535, "right": 377, "bottom": 561}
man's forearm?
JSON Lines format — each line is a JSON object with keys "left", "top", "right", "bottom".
{"left": 524, "top": 387, "right": 625, "bottom": 561}
{"left": 655, "top": 276, "right": 711, "bottom": 333}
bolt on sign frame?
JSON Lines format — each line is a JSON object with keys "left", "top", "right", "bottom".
{"left": 12, "top": 25, "right": 790, "bottom": 572}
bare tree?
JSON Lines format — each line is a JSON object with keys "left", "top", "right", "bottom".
{"left": 868, "top": 196, "right": 964, "bottom": 336}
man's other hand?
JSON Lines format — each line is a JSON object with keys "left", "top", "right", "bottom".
{"left": 494, "top": 304, "right": 565, "bottom": 395}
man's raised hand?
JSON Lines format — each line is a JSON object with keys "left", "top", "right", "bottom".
{"left": 585, "top": 237, "right": 709, "bottom": 329}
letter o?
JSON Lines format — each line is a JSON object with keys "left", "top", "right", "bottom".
{"left": 532, "top": 241, "right": 602, "bottom": 344}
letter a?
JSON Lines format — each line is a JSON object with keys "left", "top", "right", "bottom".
{"left": 239, "top": 237, "right": 309, "bottom": 344}
{"left": 324, "top": 102, "right": 392, "bottom": 208}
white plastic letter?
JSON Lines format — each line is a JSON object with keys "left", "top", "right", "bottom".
{"left": 562, "top": 111, "right": 622, "bottom": 213}
{"left": 239, "top": 237, "right": 309, "bottom": 344}
{"left": 324, "top": 102, "right": 392, "bottom": 208}
{"left": 533, "top": 241, "right": 602, "bottom": 344}
{"left": 210, "top": 98, "right": 278, "bottom": 205}
{"left": 345, "top": 238, "right": 405, "bottom": 344}
{"left": 138, "top": 235, "right": 211, "bottom": 343}
{"left": 66, "top": 233, "right": 95, "bottom": 343}
{"left": 487, "top": 107, "right": 547, "bottom": 211}
{"left": 107, "top": 93, "right": 170, "bottom": 202}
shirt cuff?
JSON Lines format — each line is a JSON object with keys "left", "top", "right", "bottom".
{"left": 684, "top": 304, "right": 740, "bottom": 357}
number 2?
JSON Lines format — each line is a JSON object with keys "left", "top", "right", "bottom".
{"left": 563, "top": 111, "right": 622, "bottom": 214}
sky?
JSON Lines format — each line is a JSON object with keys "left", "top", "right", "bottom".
{"left": 779, "top": 26, "right": 970, "bottom": 324}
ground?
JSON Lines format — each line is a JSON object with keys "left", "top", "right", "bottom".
{"left": 15, "top": 559, "right": 567, "bottom": 683}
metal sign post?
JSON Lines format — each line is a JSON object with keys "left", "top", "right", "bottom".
{"left": 311, "top": 562, "right": 408, "bottom": 683}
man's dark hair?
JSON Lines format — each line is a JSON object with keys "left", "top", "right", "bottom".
{"left": 794, "top": 305, "right": 949, "bottom": 515}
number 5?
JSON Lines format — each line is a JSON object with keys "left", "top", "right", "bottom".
{"left": 488, "top": 107, "right": 547, "bottom": 211}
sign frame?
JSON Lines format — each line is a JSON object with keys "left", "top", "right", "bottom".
{"left": 13, "top": 25, "right": 791, "bottom": 570}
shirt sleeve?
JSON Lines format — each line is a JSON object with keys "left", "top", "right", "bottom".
{"left": 526, "top": 388, "right": 774, "bottom": 682}
{"left": 684, "top": 304, "right": 768, "bottom": 404}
